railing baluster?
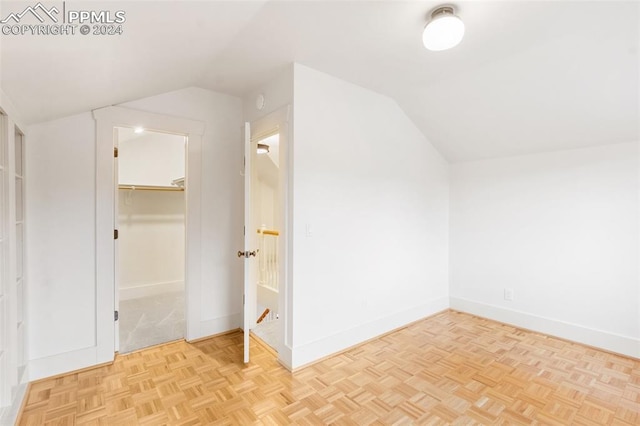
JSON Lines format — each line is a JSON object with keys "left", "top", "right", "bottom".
{"left": 257, "top": 228, "right": 279, "bottom": 291}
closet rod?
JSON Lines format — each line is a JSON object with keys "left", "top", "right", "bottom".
{"left": 118, "top": 184, "right": 184, "bottom": 192}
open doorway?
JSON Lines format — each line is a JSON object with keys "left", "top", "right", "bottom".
{"left": 115, "top": 127, "right": 186, "bottom": 353}
{"left": 251, "top": 132, "right": 281, "bottom": 351}
{"left": 241, "top": 106, "right": 291, "bottom": 365}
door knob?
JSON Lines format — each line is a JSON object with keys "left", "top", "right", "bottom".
{"left": 237, "top": 250, "right": 258, "bottom": 258}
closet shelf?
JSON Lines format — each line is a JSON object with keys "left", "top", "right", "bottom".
{"left": 118, "top": 184, "right": 184, "bottom": 192}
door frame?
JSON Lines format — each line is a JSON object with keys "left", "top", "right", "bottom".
{"left": 93, "top": 106, "right": 204, "bottom": 363}
{"left": 248, "top": 106, "right": 293, "bottom": 367}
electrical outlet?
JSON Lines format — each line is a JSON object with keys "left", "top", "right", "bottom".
{"left": 504, "top": 288, "right": 514, "bottom": 301}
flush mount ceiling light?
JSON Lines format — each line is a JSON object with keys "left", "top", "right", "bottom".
{"left": 422, "top": 5, "right": 465, "bottom": 51}
{"left": 257, "top": 143, "right": 269, "bottom": 154}
{"left": 134, "top": 126, "right": 144, "bottom": 134}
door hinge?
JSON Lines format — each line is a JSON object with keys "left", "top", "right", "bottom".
{"left": 114, "top": 310, "right": 119, "bottom": 321}
{"left": 243, "top": 294, "right": 245, "bottom": 305}
{"left": 114, "top": 147, "right": 118, "bottom": 158}
{"left": 114, "top": 229, "right": 119, "bottom": 239}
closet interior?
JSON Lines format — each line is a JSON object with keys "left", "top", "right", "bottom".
{"left": 116, "top": 127, "right": 186, "bottom": 353}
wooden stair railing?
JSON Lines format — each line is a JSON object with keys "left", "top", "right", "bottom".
{"left": 257, "top": 308, "right": 270, "bottom": 324}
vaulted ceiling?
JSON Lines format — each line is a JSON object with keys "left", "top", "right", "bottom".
{"left": 1, "top": 1, "right": 638, "bottom": 161}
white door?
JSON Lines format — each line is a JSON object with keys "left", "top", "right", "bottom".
{"left": 241, "top": 122, "right": 258, "bottom": 363}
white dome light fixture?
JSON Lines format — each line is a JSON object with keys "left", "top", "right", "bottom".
{"left": 422, "top": 5, "right": 465, "bottom": 51}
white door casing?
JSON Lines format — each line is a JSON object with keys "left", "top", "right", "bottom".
{"left": 113, "top": 129, "right": 120, "bottom": 353}
{"left": 248, "top": 106, "right": 292, "bottom": 367}
{"left": 93, "top": 106, "right": 204, "bottom": 363}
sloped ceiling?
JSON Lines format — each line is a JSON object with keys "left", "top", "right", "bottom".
{"left": 1, "top": 1, "right": 638, "bottom": 162}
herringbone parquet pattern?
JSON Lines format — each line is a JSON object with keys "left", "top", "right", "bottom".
{"left": 19, "top": 310, "right": 640, "bottom": 425}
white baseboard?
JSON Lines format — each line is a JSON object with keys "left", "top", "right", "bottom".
{"left": 28, "top": 346, "right": 100, "bottom": 382}
{"left": 291, "top": 296, "right": 450, "bottom": 369}
{"left": 0, "top": 382, "right": 28, "bottom": 426}
{"left": 450, "top": 297, "right": 640, "bottom": 359}
{"left": 28, "top": 313, "right": 241, "bottom": 382}
{"left": 277, "top": 344, "right": 293, "bottom": 371}
{"left": 188, "top": 313, "right": 242, "bottom": 341}
{"left": 120, "top": 280, "right": 184, "bottom": 301}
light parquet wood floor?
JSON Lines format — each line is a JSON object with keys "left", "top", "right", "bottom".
{"left": 19, "top": 310, "right": 640, "bottom": 425}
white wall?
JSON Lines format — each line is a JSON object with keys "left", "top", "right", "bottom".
{"left": 24, "top": 64, "right": 637, "bottom": 382}
{"left": 290, "top": 64, "right": 450, "bottom": 367}
{"left": 121, "top": 88, "right": 244, "bottom": 338}
{"left": 27, "top": 113, "right": 97, "bottom": 361}
{"left": 118, "top": 130, "right": 185, "bottom": 187}
{"left": 256, "top": 154, "right": 278, "bottom": 229}
{"left": 450, "top": 142, "right": 640, "bottom": 357}
{"left": 118, "top": 129, "right": 186, "bottom": 300}
{"left": 26, "top": 87, "right": 243, "bottom": 379}
{"left": 243, "top": 66, "right": 293, "bottom": 125}
{"left": 257, "top": 179, "right": 276, "bottom": 229}
{"left": 118, "top": 190, "right": 185, "bottom": 300}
